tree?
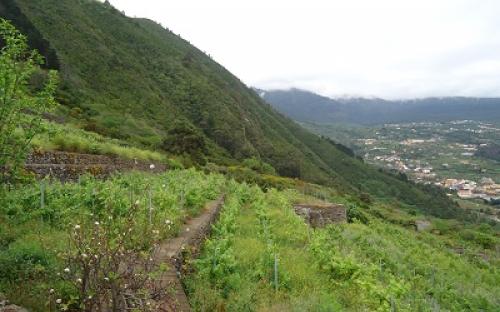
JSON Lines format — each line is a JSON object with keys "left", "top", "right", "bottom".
{"left": 0, "top": 18, "right": 58, "bottom": 183}
{"left": 162, "top": 119, "right": 207, "bottom": 163}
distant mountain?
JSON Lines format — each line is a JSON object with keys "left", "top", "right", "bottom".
{"left": 259, "top": 88, "right": 500, "bottom": 125}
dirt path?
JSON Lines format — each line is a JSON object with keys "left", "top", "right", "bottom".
{"left": 152, "top": 194, "right": 225, "bottom": 311}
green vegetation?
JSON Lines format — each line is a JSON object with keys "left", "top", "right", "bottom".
{"left": 0, "top": 169, "right": 225, "bottom": 310}
{"left": 0, "top": 18, "right": 57, "bottom": 183}
{"left": 1, "top": 166, "right": 498, "bottom": 311}
{"left": 187, "top": 185, "right": 499, "bottom": 311}
{"left": 32, "top": 120, "right": 168, "bottom": 162}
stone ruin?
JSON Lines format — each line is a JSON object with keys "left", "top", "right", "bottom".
{"left": 294, "top": 203, "right": 347, "bottom": 228}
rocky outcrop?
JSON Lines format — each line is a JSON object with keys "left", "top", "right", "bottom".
{"left": 0, "top": 293, "right": 28, "bottom": 312}
{"left": 294, "top": 203, "right": 347, "bottom": 227}
{"left": 414, "top": 220, "right": 432, "bottom": 232}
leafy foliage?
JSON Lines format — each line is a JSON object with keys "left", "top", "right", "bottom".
{"left": 0, "top": 18, "right": 57, "bottom": 183}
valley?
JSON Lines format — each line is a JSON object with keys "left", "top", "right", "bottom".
{"left": 0, "top": 0, "right": 498, "bottom": 311}
{"left": 303, "top": 120, "right": 500, "bottom": 219}
{"left": 305, "top": 120, "right": 500, "bottom": 186}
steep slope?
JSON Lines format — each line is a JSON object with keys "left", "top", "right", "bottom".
{"left": 261, "top": 88, "right": 500, "bottom": 125}
{"left": 1, "top": 0, "right": 463, "bottom": 219}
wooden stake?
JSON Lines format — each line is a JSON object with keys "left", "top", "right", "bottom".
{"left": 274, "top": 253, "right": 279, "bottom": 292}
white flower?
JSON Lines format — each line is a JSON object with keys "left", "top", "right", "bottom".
{"left": 162, "top": 184, "right": 166, "bottom": 188}
{"left": 74, "top": 224, "right": 81, "bottom": 230}
{"left": 88, "top": 295, "right": 92, "bottom": 299}
{"left": 186, "top": 228, "right": 190, "bottom": 232}
{"left": 94, "top": 221, "right": 100, "bottom": 226}
{"left": 104, "top": 277, "right": 109, "bottom": 281}
{"left": 149, "top": 164, "right": 155, "bottom": 169}
{"left": 49, "top": 288, "right": 55, "bottom": 294}
{"left": 165, "top": 219, "right": 171, "bottom": 225}
{"left": 76, "top": 278, "right": 82, "bottom": 283}
{"left": 135, "top": 200, "right": 140, "bottom": 205}
{"left": 81, "top": 253, "right": 88, "bottom": 259}
{"left": 64, "top": 268, "right": 70, "bottom": 273}
{"left": 56, "top": 299, "right": 62, "bottom": 304}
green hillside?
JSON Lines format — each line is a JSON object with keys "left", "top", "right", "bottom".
{"left": 0, "top": 0, "right": 466, "bottom": 219}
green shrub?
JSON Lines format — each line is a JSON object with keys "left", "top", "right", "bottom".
{"left": 242, "top": 157, "right": 276, "bottom": 175}
{"left": 0, "top": 239, "right": 53, "bottom": 282}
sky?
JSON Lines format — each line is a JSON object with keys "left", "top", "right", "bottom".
{"left": 107, "top": 0, "right": 500, "bottom": 99}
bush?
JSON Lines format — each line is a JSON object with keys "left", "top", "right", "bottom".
{"left": 0, "top": 19, "right": 58, "bottom": 183}
{"left": 0, "top": 239, "right": 53, "bottom": 282}
{"left": 242, "top": 157, "right": 276, "bottom": 175}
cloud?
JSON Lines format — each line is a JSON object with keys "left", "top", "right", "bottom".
{"left": 110, "top": 0, "right": 500, "bottom": 99}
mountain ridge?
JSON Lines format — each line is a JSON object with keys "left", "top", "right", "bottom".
{"left": 259, "top": 88, "right": 500, "bottom": 125}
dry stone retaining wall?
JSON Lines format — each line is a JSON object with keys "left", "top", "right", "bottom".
{"left": 25, "top": 151, "right": 167, "bottom": 181}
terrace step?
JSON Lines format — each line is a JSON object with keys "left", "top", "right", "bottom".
{"left": 24, "top": 150, "right": 167, "bottom": 181}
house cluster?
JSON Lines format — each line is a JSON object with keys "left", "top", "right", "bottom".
{"left": 412, "top": 166, "right": 436, "bottom": 181}
{"left": 438, "top": 177, "right": 500, "bottom": 201}
{"left": 373, "top": 154, "right": 408, "bottom": 171}
{"left": 400, "top": 138, "right": 437, "bottom": 146}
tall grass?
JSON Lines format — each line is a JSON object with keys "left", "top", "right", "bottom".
{"left": 32, "top": 121, "right": 166, "bottom": 162}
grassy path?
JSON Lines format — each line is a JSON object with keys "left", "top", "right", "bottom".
{"left": 152, "top": 194, "right": 225, "bottom": 311}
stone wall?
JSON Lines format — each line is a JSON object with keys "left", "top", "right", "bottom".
{"left": 294, "top": 203, "right": 347, "bottom": 227}
{"left": 25, "top": 151, "right": 167, "bottom": 182}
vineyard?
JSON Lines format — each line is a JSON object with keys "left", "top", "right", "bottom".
{"left": 186, "top": 181, "right": 499, "bottom": 311}
{"left": 0, "top": 169, "right": 225, "bottom": 310}
{"left": 0, "top": 168, "right": 499, "bottom": 311}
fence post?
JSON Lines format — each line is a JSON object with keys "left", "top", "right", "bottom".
{"left": 274, "top": 253, "right": 279, "bottom": 292}
{"left": 40, "top": 180, "right": 45, "bottom": 222}
{"left": 40, "top": 180, "right": 45, "bottom": 210}
{"left": 148, "top": 187, "right": 153, "bottom": 225}
{"left": 390, "top": 297, "right": 396, "bottom": 312}
{"left": 180, "top": 190, "right": 185, "bottom": 210}
{"left": 307, "top": 209, "right": 311, "bottom": 242}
